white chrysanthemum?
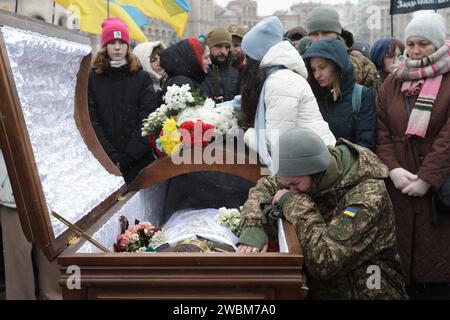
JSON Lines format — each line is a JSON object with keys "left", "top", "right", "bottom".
{"left": 164, "top": 84, "right": 194, "bottom": 112}
{"left": 216, "top": 207, "right": 242, "bottom": 236}
{"left": 177, "top": 104, "right": 239, "bottom": 136}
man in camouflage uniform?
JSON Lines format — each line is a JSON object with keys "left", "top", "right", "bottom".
{"left": 305, "top": 6, "right": 381, "bottom": 93}
{"left": 237, "top": 128, "right": 407, "bottom": 299}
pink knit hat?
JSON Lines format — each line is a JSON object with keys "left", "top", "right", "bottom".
{"left": 101, "top": 17, "right": 130, "bottom": 48}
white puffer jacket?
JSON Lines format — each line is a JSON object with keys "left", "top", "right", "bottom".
{"left": 0, "top": 149, "right": 15, "bottom": 208}
{"left": 244, "top": 41, "right": 336, "bottom": 150}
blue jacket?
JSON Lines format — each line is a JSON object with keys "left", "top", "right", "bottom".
{"left": 303, "top": 39, "right": 377, "bottom": 151}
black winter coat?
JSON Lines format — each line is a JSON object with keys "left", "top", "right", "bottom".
{"left": 304, "top": 39, "right": 377, "bottom": 151}
{"left": 202, "top": 57, "right": 240, "bottom": 102}
{"left": 160, "top": 38, "right": 208, "bottom": 96}
{"left": 88, "top": 65, "right": 158, "bottom": 184}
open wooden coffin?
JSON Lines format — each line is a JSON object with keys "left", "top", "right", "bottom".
{"left": 0, "top": 10, "right": 307, "bottom": 300}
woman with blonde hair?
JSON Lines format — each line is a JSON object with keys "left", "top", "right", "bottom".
{"left": 88, "top": 17, "right": 158, "bottom": 184}
{"left": 303, "top": 39, "right": 377, "bottom": 151}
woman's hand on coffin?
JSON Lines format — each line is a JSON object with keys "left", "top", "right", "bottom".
{"left": 401, "top": 178, "right": 431, "bottom": 197}
{"left": 236, "top": 244, "right": 268, "bottom": 253}
{"left": 272, "top": 189, "right": 290, "bottom": 204}
{"left": 389, "top": 167, "right": 418, "bottom": 190}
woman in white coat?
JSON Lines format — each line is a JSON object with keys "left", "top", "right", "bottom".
{"left": 240, "top": 16, "right": 335, "bottom": 173}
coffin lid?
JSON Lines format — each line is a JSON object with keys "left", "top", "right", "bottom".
{"left": 0, "top": 10, "right": 126, "bottom": 261}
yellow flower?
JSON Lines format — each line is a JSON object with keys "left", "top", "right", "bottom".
{"left": 160, "top": 118, "right": 182, "bottom": 156}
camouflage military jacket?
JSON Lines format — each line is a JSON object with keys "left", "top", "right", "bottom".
{"left": 239, "top": 139, "right": 407, "bottom": 300}
{"left": 349, "top": 50, "right": 381, "bottom": 94}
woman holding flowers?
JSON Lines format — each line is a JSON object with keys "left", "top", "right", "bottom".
{"left": 88, "top": 18, "right": 158, "bottom": 184}
{"left": 376, "top": 12, "right": 450, "bottom": 299}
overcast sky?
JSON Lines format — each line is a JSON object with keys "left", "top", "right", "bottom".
{"left": 214, "top": 0, "right": 357, "bottom": 16}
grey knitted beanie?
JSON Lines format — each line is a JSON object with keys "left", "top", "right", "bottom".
{"left": 276, "top": 128, "right": 331, "bottom": 177}
{"left": 404, "top": 12, "right": 446, "bottom": 49}
{"left": 306, "top": 6, "right": 342, "bottom": 35}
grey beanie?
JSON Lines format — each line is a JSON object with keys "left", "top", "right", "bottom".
{"left": 306, "top": 6, "right": 342, "bottom": 35}
{"left": 241, "top": 16, "right": 284, "bottom": 61}
{"left": 404, "top": 12, "right": 446, "bottom": 49}
{"left": 277, "top": 128, "right": 332, "bottom": 177}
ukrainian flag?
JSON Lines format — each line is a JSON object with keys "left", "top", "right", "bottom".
{"left": 343, "top": 207, "right": 358, "bottom": 218}
{"left": 160, "top": 0, "right": 190, "bottom": 16}
{"left": 116, "top": 0, "right": 190, "bottom": 37}
{"left": 55, "top": 0, "right": 148, "bottom": 43}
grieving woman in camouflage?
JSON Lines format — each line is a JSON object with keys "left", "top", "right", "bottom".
{"left": 237, "top": 128, "right": 407, "bottom": 299}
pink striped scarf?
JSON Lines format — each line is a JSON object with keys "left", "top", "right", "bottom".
{"left": 401, "top": 76, "right": 442, "bottom": 137}
{"left": 394, "top": 41, "right": 450, "bottom": 138}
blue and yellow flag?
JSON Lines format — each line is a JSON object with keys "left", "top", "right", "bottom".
{"left": 160, "top": 0, "right": 190, "bottom": 16}
{"left": 343, "top": 207, "right": 358, "bottom": 218}
{"left": 115, "top": 0, "right": 189, "bottom": 37}
{"left": 55, "top": 0, "right": 148, "bottom": 43}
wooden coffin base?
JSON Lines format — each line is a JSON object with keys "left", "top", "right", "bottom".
{"left": 58, "top": 252, "right": 308, "bottom": 300}
{"left": 58, "top": 215, "right": 308, "bottom": 300}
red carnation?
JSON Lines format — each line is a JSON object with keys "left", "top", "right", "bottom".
{"left": 179, "top": 120, "right": 215, "bottom": 148}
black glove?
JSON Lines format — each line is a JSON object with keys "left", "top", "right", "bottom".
{"left": 109, "top": 152, "right": 122, "bottom": 167}
{"left": 109, "top": 152, "right": 134, "bottom": 170}
{"left": 118, "top": 153, "right": 134, "bottom": 170}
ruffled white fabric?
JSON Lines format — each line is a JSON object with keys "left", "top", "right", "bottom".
{"left": 1, "top": 26, "right": 124, "bottom": 237}
{"left": 78, "top": 183, "right": 290, "bottom": 254}
{"left": 78, "top": 182, "right": 168, "bottom": 253}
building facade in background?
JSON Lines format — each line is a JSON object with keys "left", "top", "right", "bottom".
{"left": 143, "top": 19, "right": 177, "bottom": 46}
{"left": 184, "top": 0, "right": 215, "bottom": 38}
{"left": 213, "top": 0, "right": 259, "bottom": 29}
{"left": 0, "top": 0, "right": 449, "bottom": 49}
{"left": 0, "top": 0, "right": 73, "bottom": 27}
{"left": 282, "top": 1, "right": 317, "bottom": 31}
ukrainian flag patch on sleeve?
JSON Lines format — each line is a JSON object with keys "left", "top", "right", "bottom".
{"left": 343, "top": 207, "right": 358, "bottom": 218}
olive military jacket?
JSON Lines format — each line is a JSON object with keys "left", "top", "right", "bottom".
{"left": 239, "top": 139, "right": 407, "bottom": 299}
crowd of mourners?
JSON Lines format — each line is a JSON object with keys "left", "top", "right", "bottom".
{"left": 1, "top": 6, "right": 449, "bottom": 300}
